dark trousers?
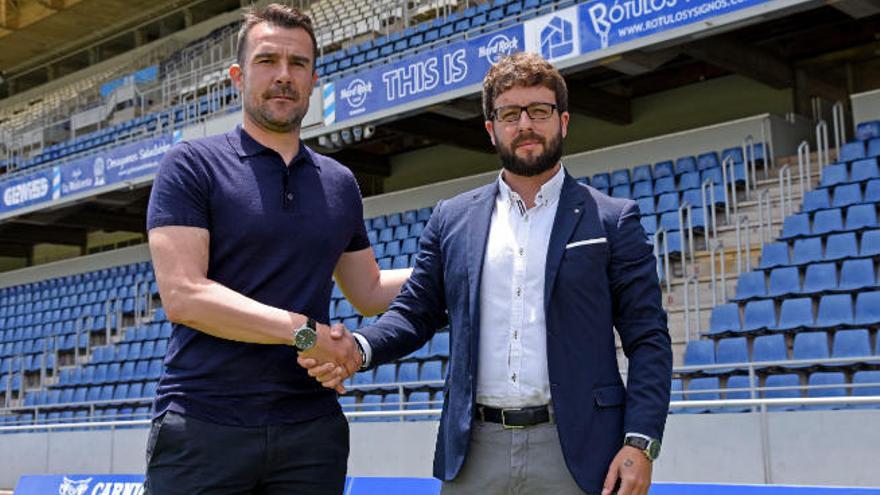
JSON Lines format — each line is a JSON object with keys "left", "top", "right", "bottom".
{"left": 145, "top": 410, "right": 349, "bottom": 495}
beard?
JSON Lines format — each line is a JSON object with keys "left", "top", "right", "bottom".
{"left": 243, "top": 82, "right": 306, "bottom": 132}
{"left": 495, "top": 127, "right": 564, "bottom": 178}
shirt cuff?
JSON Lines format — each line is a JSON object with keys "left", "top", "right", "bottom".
{"left": 352, "top": 332, "right": 372, "bottom": 369}
{"left": 625, "top": 432, "right": 652, "bottom": 441}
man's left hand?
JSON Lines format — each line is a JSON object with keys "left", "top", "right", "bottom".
{"left": 602, "top": 445, "right": 653, "bottom": 495}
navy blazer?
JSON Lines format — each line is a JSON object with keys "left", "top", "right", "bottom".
{"left": 358, "top": 172, "right": 672, "bottom": 492}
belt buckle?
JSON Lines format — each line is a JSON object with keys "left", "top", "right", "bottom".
{"left": 501, "top": 408, "right": 524, "bottom": 429}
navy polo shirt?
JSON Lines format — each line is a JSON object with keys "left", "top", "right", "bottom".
{"left": 146, "top": 125, "right": 369, "bottom": 426}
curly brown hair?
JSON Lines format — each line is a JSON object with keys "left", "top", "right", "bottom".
{"left": 236, "top": 3, "right": 318, "bottom": 70}
{"left": 481, "top": 52, "right": 568, "bottom": 121}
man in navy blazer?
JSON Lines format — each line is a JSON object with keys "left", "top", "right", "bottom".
{"left": 301, "top": 52, "right": 672, "bottom": 495}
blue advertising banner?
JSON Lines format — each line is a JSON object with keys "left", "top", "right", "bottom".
{"left": 15, "top": 474, "right": 144, "bottom": 495}
{"left": 325, "top": 24, "right": 524, "bottom": 125}
{"left": 14, "top": 475, "right": 880, "bottom": 495}
{"left": 0, "top": 133, "right": 179, "bottom": 216}
{"left": 324, "top": 0, "right": 778, "bottom": 126}
{"left": 578, "top": 0, "right": 772, "bottom": 53}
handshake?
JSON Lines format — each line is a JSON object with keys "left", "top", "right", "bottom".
{"left": 298, "top": 323, "right": 362, "bottom": 393}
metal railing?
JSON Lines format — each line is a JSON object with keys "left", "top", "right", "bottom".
{"left": 795, "top": 141, "right": 812, "bottom": 199}
{"left": 681, "top": 275, "right": 701, "bottom": 343}
{"left": 677, "top": 202, "right": 696, "bottom": 277}
{"left": 707, "top": 240, "right": 728, "bottom": 308}
{"left": 816, "top": 120, "right": 830, "bottom": 172}
{"left": 733, "top": 215, "right": 753, "bottom": 275}
{"left": 699, "top": 179, "right": 719, "bottom": 250}
{"left": 721, "top": 155, "right": 739, "bottom": 224}
{"left": 831, "top": 101, "right": 847, "bottom": 159}
{"left": 755, "top": 188, "right": 773, "bottom": 246}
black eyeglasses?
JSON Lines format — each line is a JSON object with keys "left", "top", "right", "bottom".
{"left": 491, "top": 103, "right": 557, "bottom": 123}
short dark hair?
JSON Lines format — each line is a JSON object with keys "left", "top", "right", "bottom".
{"left": 481, "top": 52, "right": 568, "bottom": 121}
{"left": 236, "top": 3, "right": 318, "bottom": 71}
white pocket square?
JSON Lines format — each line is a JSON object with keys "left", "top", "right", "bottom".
{"left": 565, "top": 237, "right": 607, "bottom": 249}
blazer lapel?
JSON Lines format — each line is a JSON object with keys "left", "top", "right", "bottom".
{"left": 466, "top": 183, "right": 498, "bottom": 334}
{"left": 544, "top": 174, "right": 587, "bottom": 312}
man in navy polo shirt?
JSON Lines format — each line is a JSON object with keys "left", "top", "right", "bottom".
{"left": 143, "top": 4, "right": 409, "bottom": 493}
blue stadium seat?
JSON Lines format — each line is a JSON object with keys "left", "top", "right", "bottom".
{"left": 683, "top": 340, "right": 715, "bottom": 368}
{"left": 759, "top": 243, "right": 790, "bottom": 270}
{"left": 611, "top": 169, "right": 630, "bottom": 187}
{"left": 845, "top": 204, "right": 878, "bottom": 231}
{"left": 838, "top": 258, "right": 876, "bottom": 291}
{"left": 792, "top": 238, "right": 823, "bottom": 265}
{"left": 611, "top": 185, "right": 631, "bottom": 199}
{"left": 591, "top": 173, "right": 610, "bottom": 189}
{"left": 373, "top": 364, "right": 397, "bottom": 389}
{"left": 697, "top": 152, "right": 720, "bottom": 171}
{"left": 636, "top": 197, "right": 655, "bottom": 214}
{"left": 632, "top": 164, "right": 652, "bottom": 183}
{"left": 405, "top": 391, "right": 435, "bottom": 421}
{"left": 866, "top": 179, "right": 880, "bottom": 203}
{"left": 763, "top": 374, "right": 801, "bottom": 411}
{"left": 767, "top": 266, "right": 800, "bottom": 297}
{"left": 640, "top": 216, "right": 657, "bottom": 235}
{"left": 678, "top": 172, "right": 700, "bottom": 191}
{"left": 789, "top": 331, "right": 830, "bottom": 368}
{"left": 857, "top": 121, "right": 880, "bottom": 141}
{"left": 825, "top": 233, "right": 859, "bottom": 260}
{"left": 740, "top": 300, "right": 776, "bottom": 333}
{"left": 656, "top": 193, "right": 679, "bottom": 213}
{"left": 813, "top": 208, "right": 844, "bottom": 235}
{"left": 852, "top": 371, "right": 880, "bottom": 408}
{"left": 802, "top": 189, "right": 831, "bottom": 212}
{"left": 722, "top": 375, "right": 756, "bottom": 413}
{"left": 771, "top": 297, "right": 814, "bottom": 332}
{"left": 397, "top": 362, "right": 419, "bottom": 383}
{"left": 700, "top": 167, "right": 723, "bottom": 187}
{"left": 812, "top": 294, "right": 853, "bottom": 329}
{"left": 420, "top": 360, "right": 443, "bottom": 383}
{"left": 752, "top": 334, "right": 788, "bottom": 369}
{"left": 659, "top": 212, "right": 680, "bottom": 232}
{"left": 801, "top": 262, "right": 837, "bottom": 294}
{"left": 654, "top": 177, "right": 676, "bottom": 195}
{"left": 833, "top": 184, "right": 863, "bottom": 208}
{"left": 732, "top": 272, "right": 766, "bottom": 301}
{"left": 682, "top": 377, "right": 720, "bottom": 413}
{"left": 428, "top": 332, "right": 450, "bottom": 358}
{"left": 839, "top": 141, "right": 866, "bottom": 162}
{"left": 830, "top": 328, "right": 871, "bottom": 367}
{"left": 851, "top": 158, "right": 879, "bottom": 182}
{"left": 654, "top": 161, "right": 674, "bottom": 178}
{"left": 820, "top": 164, "right": 848, "bottom": 188}
{"left": 709, "top": 337, "right": 749, "bottom": 374}
{"left": 804, "top": 372, "right": 847, "bottom": 410}
{"left": 853, "top": 291, "right": 880, "bottom": 326}
{"left": 780, "top": 214, "right": 810, "bottom": 239}
{"left": 859, "top": 229, "right": 880, "bottom": 257}
{"left": 675, "top": 157, "right": 697, "bottom": 175}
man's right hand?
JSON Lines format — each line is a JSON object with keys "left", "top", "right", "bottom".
{"left": 298, "top": 323, "right": 361, "bottom": 393}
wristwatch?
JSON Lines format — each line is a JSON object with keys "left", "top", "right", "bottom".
{"left": 352, "top": 333, "right": 368, "bottom": 370}
{"left": 292, "top": 318, "right": 318, "bottom": 351}
{"left": 624, "top": 435, "right": 661, "bottom": 462}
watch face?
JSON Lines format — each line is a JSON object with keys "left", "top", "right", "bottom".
{"left": 295, "top": 327, "right": 317, "bottom": 350}
{"left": 647, "top": 440, "right": 661, "bottom": 460}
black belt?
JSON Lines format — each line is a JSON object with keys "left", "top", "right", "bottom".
{"left": 476, "top": 404, "right": 552, "bottom": 429}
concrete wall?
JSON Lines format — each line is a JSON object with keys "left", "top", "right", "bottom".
{"left": 851, "top": 88, "right": 880, "bottom": 130}
{"left": 1, "top": 410, "right": 879, "bottom": 490}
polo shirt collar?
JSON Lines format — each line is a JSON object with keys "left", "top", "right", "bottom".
{"left": 228, "top": 125, "right": 318, "bottom": 168}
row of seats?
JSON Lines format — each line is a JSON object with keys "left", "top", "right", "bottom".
{"left": 340, "top": 390, "right": 444, "bottom": 422}
{"left": 819, "top": 159, "right": 880, "bottom": 189}
{"left": 734, "top": 258, "right": 880, "bottom": 302}
{"left": 56, "top": 359, "right": 164, "bottom": 386}
{"left": 349, "top": 359, "right": 447, "bottom": 390}
{"left": 89, "top": 341, "right": 168, "bottom": 363}
{"left": 24, "top": 381, "right": 157, "bottom": 407}
{"left": 835, "top": 138, "right": 880, "bottom": 164}
{"left": 779, "top": 204, "right": 878, "bottom": 240}
{"left": 316, "top": 0, "right": 555, "bottom": 77}
{"left": 705, "top": 291, "right": 880, "bottom": 336}
{"left": 0, "top": 262, "right": 152, "bottom": 300}
{"left": 587, "top": 145, "right": 761, "bottom": 189}
{"left": 802, "top": 180, "right": 880, "bottom": 212}
{"left": 673, "top": 371, "right": 880, "bottom": 413}
{"left": 685, "top": 331, "right": 879, "bottom": 372}
{"left": 760, "top": 230, "right": 880, "bottom": 269}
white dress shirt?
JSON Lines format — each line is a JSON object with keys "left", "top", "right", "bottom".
{"left": 475, "top": 166, "right": 565, "bottom": 408}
